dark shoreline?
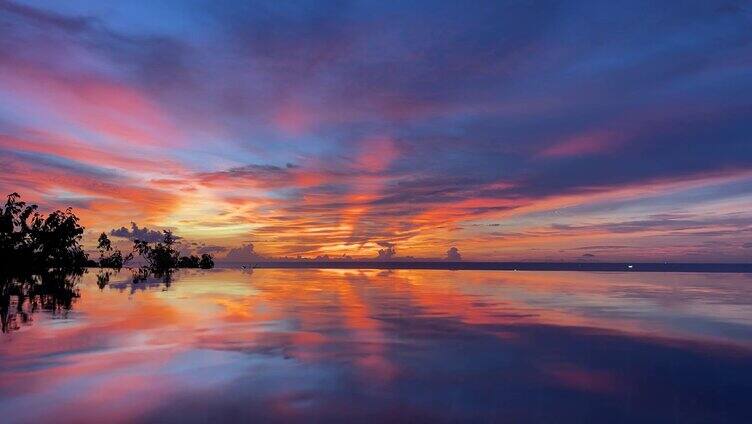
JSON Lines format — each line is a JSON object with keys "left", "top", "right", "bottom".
{"left": 217, "top": 261, "right": 752, "bottom": 273}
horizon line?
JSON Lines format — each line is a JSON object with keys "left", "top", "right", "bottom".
{"left": 204, "top": 260, "right": 752, "bottom": 273}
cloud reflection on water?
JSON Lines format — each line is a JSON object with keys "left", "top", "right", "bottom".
{"left": 1, "top": 269, "right": 751, "bottom": 422}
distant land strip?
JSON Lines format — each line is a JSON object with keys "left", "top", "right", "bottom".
{"left": 218, "top": 261, "right": 752, "bottom": 273}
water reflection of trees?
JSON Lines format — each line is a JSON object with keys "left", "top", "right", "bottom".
{"left": 130, "top": 267, "right": 173, "bottom": 287}
{"left": 93, "top": 268, "right": 178, "bottom": 296}
{"left": 1, "top": 268, "right": 183, "bottom": 334}
{"left": 0, "top": 270, "right": 82, "bottom": 334}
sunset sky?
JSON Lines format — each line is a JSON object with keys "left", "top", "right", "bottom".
{"left": 1, "top": 1, "right": 751, "bottom": 261}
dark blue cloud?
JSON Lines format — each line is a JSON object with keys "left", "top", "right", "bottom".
{"left": 110, "top": 222, "right": 177, "bottom": 242}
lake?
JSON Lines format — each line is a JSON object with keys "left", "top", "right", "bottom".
{"left": 1, "top": 269, "right": 751, "bottom": 423}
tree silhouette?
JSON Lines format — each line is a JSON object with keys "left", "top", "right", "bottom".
{"left": 1, "top": 192, "right": 214, "bottom": 273}
{"left": 176, "top": 253, "right": 215, "bottom": 269}
{"left": 1, "top": 192, "right": 89, "bottom": 271}
{"left": 178, "top": 255, "right": 200, "bottom": 268}
{"left": 132, "top": 230, "right": 214, "bottom": 271}
{"left": 97, "top": 232, "right": 112, "bottom": 251}
{"left": 199, "top": 253, "right": 214, "bottom": 269}
{"left": 97, "top": 233, "right": 131, "bottom": 269}
{"left": 133, "top": 230, "right": 180, "bottom": 271}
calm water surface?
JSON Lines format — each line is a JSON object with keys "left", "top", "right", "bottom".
{"left": 1, "top": 269, "right": 751, "bottom": 423}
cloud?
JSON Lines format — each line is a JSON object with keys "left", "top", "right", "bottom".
{"left": 198, "top": 163, "right": 331, "bottom": 190}
{"left": 2, "top": 1, "right": 752, "bottom": 261}
{"left": 224, "top": 244, "right": 264, "bottom": 262}
{"left": 565, "top": 245, "right": 632, "bottom": 251}
{"left": 197, "top": 245, "right": 227, "bottom": 254}
{"left": 446, "top": 247, "right": 462, "bottom": 261}
{"left": 539, "top": 131, "right": 624, "bottom": 158}
{"left": 110, "top": 222, "right": 176, "bottom": 243}
{"left": 546, "top": 213, "right": 752, "bottom": 236}
{"left": 376, "top": 244, "right": 396, "bottom": 260}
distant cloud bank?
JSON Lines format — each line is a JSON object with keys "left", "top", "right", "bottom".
{"left": 446, "top": 247, "right": 462, "bottom": 261}
{"left": 224, "top": 244, "right": 264, "bottom": 262}
{"left": 110, "top": 222, "right": 178, "bottom": 243}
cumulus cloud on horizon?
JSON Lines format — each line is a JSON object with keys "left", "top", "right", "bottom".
{"left": 110, "top": 222, "right": 179, "bottom": 243}
{"left": 376, "top": 243, "right": 396, "bottom": 260}
{"left": 224, "top": 243, "right": 264, "bottom": 262}
{"left": 197, "top": 245, "right": 228, "bottom": 255}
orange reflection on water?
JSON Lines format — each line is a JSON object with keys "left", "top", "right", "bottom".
{"left": 1, "top": 269, "right": 752, "bottom": 422}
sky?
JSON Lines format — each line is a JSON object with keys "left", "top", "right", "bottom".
{"left": 0, "top": 0, "right": 751, "bottom": 262}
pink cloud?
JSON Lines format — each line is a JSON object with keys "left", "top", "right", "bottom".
{"left": 0, "top": 60, "right": 183, "bottom": 148}
{"left": 272, "top": 102, "right": 314, "bottom": 135}
{"left": 0, "top": 133, "right": 185, "bottom": 175}
{"left": 355, "top": 137, "right": 399, "bottom": 173}
{"left": 540, "top": 130, "right": 624, "bottom": 158}
{"left": 0, "top": 156, "right": 180, "bottom": 227}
